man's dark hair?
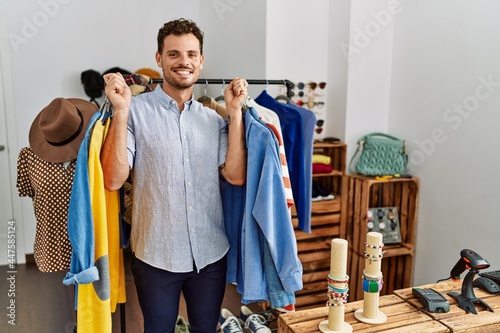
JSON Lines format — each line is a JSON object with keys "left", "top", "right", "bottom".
{"left": 157, "top": 18, "right": 204, "bottom": 55}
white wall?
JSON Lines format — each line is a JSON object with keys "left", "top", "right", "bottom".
{"left": 389, "top": 0, "right": 500, "bottom": 284}
{"left": 344, "top": 0, "right": 397, "bottom": 157}
{"left": 327, "top": 1, "right": 351, "bottom": 140}
{"left": 266, "top": 0, "right": 332, "bottom": 140}
{"left": 198, "top": 0, "right": 267, "bottom": 99}
{"left": 265, "top": 0, "right": 330, "bottom": 83}
{"left": 343, "top": 0, "right": 500, "bottom": 284}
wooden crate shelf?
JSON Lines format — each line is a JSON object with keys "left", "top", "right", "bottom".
{"left": 297, "top": 261, "right": 330, "bottom": 309}
{"left": 311, "top": 197, "right": 342, "bottom": 214}
{"left": 343, "top": 174, "right": 419, "bottom": 301}
{"left": 343, "top": 174, "right": 419, "bottom": 255}
{"left": 312, "top": 143, "right": 346, "bottom": 197}
{"left": 292, "top": 197, "right": 342, "bottom": 217}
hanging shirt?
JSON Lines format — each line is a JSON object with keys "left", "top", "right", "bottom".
{"left": 246, "top": 97, "right": 286, "bottom": 153}
{"left": 285, "top": 101, "right": 316, "bottom": 225}
{"left": 199, "top": 96, "right": 228, "bottom": 119}
{"left": 266, "top": 122, "right": 294, "bottom": 208}
{"left": 64, "top": 112, "right": 100, "bottom": 287}
{"left": 87, "top": 115, "right": 126, "bottom": 313}
{"left": 63, "top": 111, "right": 126, "bottom": 332}
{"left": 16, "top": 147, "right": 75, "bottom": 272}
{"left": 223, "top": 108, "right": 303, "bottom": 303}
{"left": 255, "top": 91, "right": 311, "bottom": 232}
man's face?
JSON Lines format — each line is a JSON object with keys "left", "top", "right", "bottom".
{"left": 156, "top": 33, "right": 204, "bottom": 91}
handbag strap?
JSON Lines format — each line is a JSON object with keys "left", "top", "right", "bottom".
{"left": 362, "top": 132, "right": 404, "bottom": 142}
{"left": 348, "top": 143, "right": 362, "bottom": 174}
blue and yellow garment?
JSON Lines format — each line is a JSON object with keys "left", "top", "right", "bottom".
{"left": 64, "top": 110, "right": 126, "bottom": 332}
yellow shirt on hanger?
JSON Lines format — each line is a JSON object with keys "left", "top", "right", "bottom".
{"left": 77, "top": 114, "right": 126, "bottom": 332}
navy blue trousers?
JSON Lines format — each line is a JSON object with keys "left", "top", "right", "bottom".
{"left": 131, "top": 254, "right": 227, "bottom": 333}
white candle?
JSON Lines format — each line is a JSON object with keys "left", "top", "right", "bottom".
{"left": 330, "top": 239, "right": 348, "bottom": 278}
{"left": 364, "top": 232, "right": 383, "bottom": 318}
{"left": 328, "top": 239, "right": 348, "bottom": 330}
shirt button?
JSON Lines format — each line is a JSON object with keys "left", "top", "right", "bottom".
{"left": 188, "top": 182, "right": 192, "bottom": 186}
{"left": 186, "top": 158, "right": 189, "bottom": 162}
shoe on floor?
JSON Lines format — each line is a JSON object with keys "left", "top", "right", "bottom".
{"left": 276, "top": 303, "right": 295, "bottom": 313}
{"left": 175, "top": 315, "right": 190, "bottom": 333}
{"left": 219, "top": 308, "right": 244, "bottom": 333}
{"left": 240, "top": 306, "right": 271, "bottom": 333}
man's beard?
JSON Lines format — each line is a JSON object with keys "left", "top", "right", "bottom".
{"left": 163, "top": 68, "right": 197, "bottom": 90}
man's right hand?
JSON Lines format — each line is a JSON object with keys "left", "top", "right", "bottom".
{"left": 104, "top": 73, "right": 132, "bottom": 114}
{"left": 101, "top": 72, "right": 132, "bottom": 191}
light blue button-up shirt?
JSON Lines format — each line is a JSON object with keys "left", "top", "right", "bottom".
{"left": 223, "top": 108, "right": 303, "bottom": 304}
{"left": 127, "top": 85, "right": 229, "bottom": 272}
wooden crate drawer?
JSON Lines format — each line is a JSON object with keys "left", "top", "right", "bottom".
{"left": 293, "top": 212, "right": 340, "bottom": 230}
{"left": 294, "top": 224, "right": 340, "bottom": 242}
{"left": 297, "top": 238, "right": 331, "bottom": 253}
{"left": 296, "top": 266, "right": 329, "bottom": 309}
{"left": 291, "top": 197, "right": 342, "bottom": 217}
{"left": 295, "top": 291, "right": 327, "bottom": 310}
{"left": 313, "top": 142, "right": 346, "bottom": 172}
{"left": 302, "top": 258, "right": 330, "bottom": 274}
{"left": 311, "top": 198, "right": 341, "bottom": 214}
{"left": 298, "top": 248, "right": 330, "bottom": 264}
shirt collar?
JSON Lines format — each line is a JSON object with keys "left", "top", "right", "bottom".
{"left": 153, "top": 84, "right": 194, "bottom": 111}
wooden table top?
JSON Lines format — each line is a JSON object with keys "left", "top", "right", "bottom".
{"left": 278, "top": 281, "right": 500, "bottom": 333}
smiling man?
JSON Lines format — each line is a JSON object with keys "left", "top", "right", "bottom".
{"left": 101, "top": 18, "right": 248, "bottom": 333}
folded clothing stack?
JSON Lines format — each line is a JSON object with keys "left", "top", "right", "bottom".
{"left": 312, "top": 154, "right": 333, "bottom": 174}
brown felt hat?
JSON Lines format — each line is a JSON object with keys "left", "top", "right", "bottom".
{"left": 135, "top": 67, "right": 161, "bottom": 79}
{"left": 29, "top": 98, "right": 98, "bottom": 163}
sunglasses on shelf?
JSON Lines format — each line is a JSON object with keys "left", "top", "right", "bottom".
{"left": 309, "top": 82, "right": 326, "bottom": 90}
{"left": 294, "top": 100, "right": 325, "bottom": 109}
{"left": 296, "top": 81, "right": 327, "bottom": 90}
{"left": 315, "top": 119, "right": 324, "bottom": 134}
{"left": 313, "top": 101, "right": 325, "bottom": 108}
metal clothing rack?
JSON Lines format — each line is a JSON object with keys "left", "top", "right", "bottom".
{"left": 150, "top": 78, "right": 294, "bottom": 98}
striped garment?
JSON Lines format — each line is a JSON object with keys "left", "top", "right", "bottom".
{"left": 266, "top": 122, "right": 294, "bottom": 208}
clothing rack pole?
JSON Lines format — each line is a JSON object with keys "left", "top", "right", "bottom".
{"left": 150, "top": 78, "right": 294, "bottom": 98}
